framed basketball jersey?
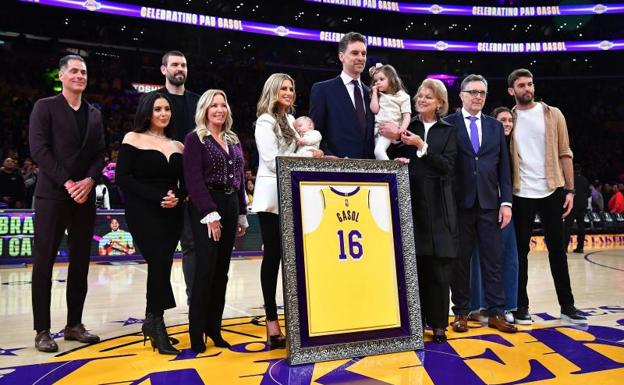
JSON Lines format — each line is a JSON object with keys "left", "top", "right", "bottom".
{"left": 301, "top": 184, "right": 400, "bottom": 337}
{"left": 276, "top": 157, "right": 423, "bottom": 365}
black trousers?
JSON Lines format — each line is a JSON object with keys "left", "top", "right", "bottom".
{"left": 417, "top": 256, "right": 453, "bottom": 329}
{"left": 188, "top": 192, "right": 239, "bottom": 339}
{"left": 180, "top": 202, "right": 196, "bottom": 305}
{"left": 514, "top": 188, "right": 574, "bottom": 309}
{"left": 31, "top": 197, "right": 95, "bottom": 331}
{"left": 257, "top": 212, "right": 282, "bottom": 321}
{"left": 563, "top": 206, "right": 586, "bottom": 251}
{"left": 451, "top": 206, "right": 505, "bottom": 316}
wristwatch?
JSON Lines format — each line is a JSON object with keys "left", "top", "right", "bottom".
{"left": 564, "top": 188, "right": 576, "bottom": 195}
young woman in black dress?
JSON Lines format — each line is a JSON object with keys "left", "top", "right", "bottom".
{"left": 116, "top": 92, "right": 185, "bottom": 354}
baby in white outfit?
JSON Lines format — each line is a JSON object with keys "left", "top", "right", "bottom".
{"left": 294, "top": 116, "right": 322, "bottom": 157}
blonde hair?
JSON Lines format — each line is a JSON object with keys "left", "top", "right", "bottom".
{"left": 256, "top": 73, "right": 297, "bottom": 145}
{"left": 194, "top": 89, "right": 239, "bottom": 144}
{"left": 368, "top": 63, "right": 406, "bottom": 95}
{"left": 414, "top": 78, "right": 449, "bottom": 117}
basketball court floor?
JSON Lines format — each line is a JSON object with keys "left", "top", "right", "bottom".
{"left": 0, "top": 249, "right": 622, "bottom": 384}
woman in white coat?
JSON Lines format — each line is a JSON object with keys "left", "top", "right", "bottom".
{"left": 253, "top": 73, "right": 322, "bottom": 348}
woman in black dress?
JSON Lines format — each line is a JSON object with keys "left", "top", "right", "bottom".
{"left": 386, "top": 78, "right": 458, "bottom": 343}
{"left": 116, "top": 92, "right": 185, "bottom": 354}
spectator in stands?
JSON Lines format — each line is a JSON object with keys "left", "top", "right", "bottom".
{"left": 563, "top": 164, "right": 591, "bottom": 253}
{"left": 22, "top": 161, "right": 38, "bottom": 209}
{"left": 245, "top": 170, "right": 255, "bottom": 183}
{"left": 608, "top": 184, "right": 624, "bottom": 213}
{"left": 0, "top": 157, "right": 25, "bottom": 208}
{"left": 245, "top": 178, "right": 254, "bottom": 211}
{"left": 591, "top": 180, "right": 604, "bottom": 212}
{"left": 603, "top": 183, "right": 613, "bottom": 208}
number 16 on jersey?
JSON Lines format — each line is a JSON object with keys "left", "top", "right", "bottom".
{"left": 337, "top": 229, "right": 363, "bottom": 260}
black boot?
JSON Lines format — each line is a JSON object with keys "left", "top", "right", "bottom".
{"left": 141, "top": 313, "right": 156, "bottom": 347}
{"left": 150, "top": 314, "right": 180, "bottom": 355}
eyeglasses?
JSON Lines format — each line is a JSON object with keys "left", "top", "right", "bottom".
{"left": 462, "top": 90, "right": 487, "bottom": 98}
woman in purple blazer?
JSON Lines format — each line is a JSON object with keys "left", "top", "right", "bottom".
{"left": 183, "top": 89, "right": 248, "bottom": 353}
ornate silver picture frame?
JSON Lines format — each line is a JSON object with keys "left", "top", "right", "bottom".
{"left": 276, "top": 156, "right": 423, "bottom": 365}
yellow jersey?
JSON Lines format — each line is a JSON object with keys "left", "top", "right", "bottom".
{"left": 302, "top": 185, "right": 400, "bottom": 336}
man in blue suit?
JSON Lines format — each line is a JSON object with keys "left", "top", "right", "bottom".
{"left": 309, "top": 32, "right": 375, "bottom": 159}
{"left": 448, "top": 74, "right": 517, "bottom": 333}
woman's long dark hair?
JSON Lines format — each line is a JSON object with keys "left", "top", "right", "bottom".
{"left": 133, "top": 92, "right": 175, "bottom": 138}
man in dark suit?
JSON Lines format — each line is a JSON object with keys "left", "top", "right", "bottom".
{"left": 29, "top": 55, "right": 105, "bottom": 352}
{"left": 448, "top": 74, "right": 517, "bottom": 333}
{"left": 142, "top": 51, "right": 200, "bottom": 304}
{"left": 309, "top": 32, "right": 375, "bottom": 159}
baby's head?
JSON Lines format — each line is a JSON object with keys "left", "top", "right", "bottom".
{"left": 294, "top": 116, "right": 314, "bottom": 135}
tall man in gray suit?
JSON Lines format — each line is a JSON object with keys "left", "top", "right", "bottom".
{"left": 29, "top": 55, "right": 105, "bottom": 352}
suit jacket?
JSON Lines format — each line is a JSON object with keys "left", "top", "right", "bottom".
{"left": 390, "top": 118, "right": 458, "bottom": 258}
{"left": 309, "top": 76, "right": 375, "bottom": 159}
{"left": 251, "top": 113, "right": 297, "bottom": 214}
{"left": 29, "top": 94, "right": 105, "bottom": 200}
{"left": 141, "top": 87, "right": 200, "bottom": 142}
{"left": 445, "top": 111, "right": 512, "bottom": 210}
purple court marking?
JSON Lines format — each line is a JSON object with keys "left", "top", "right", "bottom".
{"left": 584, "top": 251, "right": 624, "bottom": 272}
{"left": 16, "top": 0, "right": 624, "bottom": 53}
{"left": 304, "top": 0, "right": 624, "bottom": 17}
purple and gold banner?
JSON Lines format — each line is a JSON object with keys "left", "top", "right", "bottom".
{"left": 305, "top": 0, "right": 624, "bottom": 17}
{"left": 16, "top": 0, "right": 624, "bottom": 53}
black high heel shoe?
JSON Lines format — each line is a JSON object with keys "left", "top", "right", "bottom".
{"left": 144, "top": 314, "right": 179, "bottom": 355}
{"left": 142, "top": 313, "right": 156, "bottom": 346}
{"left": 432, "top": 328, "right": 447, "bottom": 344}
{"left": 265, "top": 321, "right": 286, "bottom": 349}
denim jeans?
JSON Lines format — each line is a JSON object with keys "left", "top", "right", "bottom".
{"left": 469, "top": 220, "right": 519, "bottom": 311}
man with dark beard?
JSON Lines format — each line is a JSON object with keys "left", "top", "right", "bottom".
{"left": 507, "top": 68, "right": 587, "bottom": 325}
{"left": 142, "top": 51, "right": 200, "bottom": 304}
{"left": 142, "top": 51, "right": 200, "bottom": 142}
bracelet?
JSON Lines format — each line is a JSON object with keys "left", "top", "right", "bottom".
{"left": 564, "top": 188, "right": 576, "bottom": 195}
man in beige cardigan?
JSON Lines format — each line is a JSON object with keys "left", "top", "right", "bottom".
{"left": 507, "top": 68, "right": 587, "bottom": 326}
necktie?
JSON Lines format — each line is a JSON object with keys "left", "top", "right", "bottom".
{"left": 351, "top": 79, "right": 367, "bottom": 132}
{"left": 467, "top": 116, "right": 480, "bottom": 153}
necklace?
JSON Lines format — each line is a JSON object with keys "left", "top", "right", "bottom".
{"left": 145, "top": 131, "right": 168, "bottom": 140}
